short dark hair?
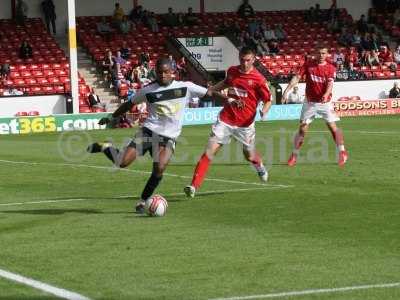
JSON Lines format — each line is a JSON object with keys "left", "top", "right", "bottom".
{"left": 156, "top": 57, "right": 172, "bottom": 69}
{"left": 239, "top": 46, "right": 256, "bottom": 56}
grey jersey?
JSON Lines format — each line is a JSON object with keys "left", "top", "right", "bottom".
{"left": 129, "top": 80, "right": 207, "bottom": 139}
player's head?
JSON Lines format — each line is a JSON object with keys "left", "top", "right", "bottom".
{"left": 316, "top": 45, "right": 329, "bottom": 64}
{"left": 239, "top": 46, "right": 256, "bottom": 73}
{"left": 155, "top": 57, "right": 174, "bottom": 86}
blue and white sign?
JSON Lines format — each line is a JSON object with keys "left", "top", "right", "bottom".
{"left": 182, "top": 104, "right": 302, "bottom": 126}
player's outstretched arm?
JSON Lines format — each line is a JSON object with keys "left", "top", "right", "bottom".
{"left": 209, "top": 79, "right": 229, "bottom": 92}
{"left": 205, "top": 89, "right": 244, "bottom": 109}
{"left": 98, "top": 101, "right": 134, "bottom": 125}
{"left": 282, "top": 74, "right": 300, "bottom": 103}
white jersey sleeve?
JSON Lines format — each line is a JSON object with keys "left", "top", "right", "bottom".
{"left": 128, "top": 86, "right": 148, "bottom": 104}
{"left": 185, "top": 81, "right": 208, "bottom": 99}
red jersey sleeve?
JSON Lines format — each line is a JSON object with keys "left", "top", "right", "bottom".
{"left": 224, "top": 66, "right": 235, "bottom": 86}
{"left": 257, "top": 80, "right": 271, "bottom": 103}
{"left": 328, "top": 64, "right": 336, "bottom": 83}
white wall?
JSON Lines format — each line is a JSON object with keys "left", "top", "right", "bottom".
{"left": 0, "top": 0, "right": 11, "bottom": 19}
{"left": 0, "top": 95, "right": 66, "bottom": 117}
{"left": 280, "top": 79, "right": 398, "bottom": 102}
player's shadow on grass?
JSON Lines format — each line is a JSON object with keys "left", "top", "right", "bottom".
{"left": 0, "top": 208, "right": 103, "bottom": 215}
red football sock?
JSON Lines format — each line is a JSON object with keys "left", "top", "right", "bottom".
{"left": 332, "top": 128, "right": 345, "bottom": 149}
{"left": 191, "top": 153, "right": 211, "bottom": 189}
{"left": 292, "top": 132, "right": 305, "bottom": 154}
{"left": 249, "top": 151, "right": 262, "bottom": 168}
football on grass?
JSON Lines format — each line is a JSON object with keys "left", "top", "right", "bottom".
{"left": 145, "top": 195, "right": 168, "bottom": 217}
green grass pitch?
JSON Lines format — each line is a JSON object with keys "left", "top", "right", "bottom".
{"left": 0, "top": 116, "right": 399, "bottom": 300}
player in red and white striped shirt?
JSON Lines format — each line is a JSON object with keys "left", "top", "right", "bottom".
{"left": 282, "top": 46, "right": 348, "bottom": 167}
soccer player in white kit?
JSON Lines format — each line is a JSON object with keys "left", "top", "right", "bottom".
{"left": 87, "top": 58, "right": 242, "bottom": 213}
{"left": 282, "top": 46, "right": 348, "bottom": 167}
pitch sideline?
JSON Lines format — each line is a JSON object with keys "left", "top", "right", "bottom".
{"left": 0, "top": 159, "right": 292, "bottom": 188}
{"left": 0, "top": 186, "right": 285, "bottom": 207}
{"left": 0, "top": 268, "right": 91, "bottom": 300}
{"left": 209, "top": 282, "right": 400, "bottom": 300}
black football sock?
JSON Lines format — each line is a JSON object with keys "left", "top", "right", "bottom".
{"left": 103, "top": 146, "right": 120, "bottom": 164}
{"left": 141, "top": 173, "right": 163, "bottom": 200}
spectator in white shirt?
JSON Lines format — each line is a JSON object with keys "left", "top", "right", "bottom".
{"left": 286, "top": 86, "right": 303, "bottom": 104}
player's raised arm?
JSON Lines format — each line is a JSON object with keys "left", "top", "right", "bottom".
{"left": 282, "top": 74, "right": 301, "bottom": 104}
{"left": 98, "top": 86, "right": 148, "bottom": 125}
{"left": 205, "top": 89, "right": 244, "bottom": 109}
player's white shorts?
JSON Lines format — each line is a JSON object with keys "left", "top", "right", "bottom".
{"left": 300, "top": 101, "right": 340, "bottom": 124}
{"left": 210, "top": 118, "right": 255, "bottom": 150}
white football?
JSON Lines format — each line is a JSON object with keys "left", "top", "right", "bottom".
{"left": 145, "top": 195, "right": 168, "bottom": 217}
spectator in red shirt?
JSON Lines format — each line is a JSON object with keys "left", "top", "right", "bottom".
{"left": 346, "top": 47, "right": 359, "bottom": 66}
{"left": 378, "top": 45, "right": 395, "bottom": 66}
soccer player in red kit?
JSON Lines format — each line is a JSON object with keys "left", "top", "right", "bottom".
{"left": 282, "top": 46, "right": 348, "bottom": 167}
{"left": 184, "top": 47, "right": 272, "bottom": 198}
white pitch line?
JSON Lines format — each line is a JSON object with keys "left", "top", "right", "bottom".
{"left": 307, "top": 130, "right": 399, "bottom": 135}
{"left": 0, "top": 268, "right": 91, "bottom": 300}
{"left": 0, "top": 159, "right": 292, "bottom": 188}
{"left": 0, "top": 186, "right": 282, "bottom": 207}
{"left": 209, "top": 282, "right": 400, "bottom": 300}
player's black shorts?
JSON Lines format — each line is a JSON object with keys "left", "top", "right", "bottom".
{"left": 127, "top": 127, "right": 176, "bottom": 156}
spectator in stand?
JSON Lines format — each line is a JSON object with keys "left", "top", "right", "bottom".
{"left": 19, "top": 40, "right": 32, "bottom": 59}
{"left": 139, "top": 51, "right": 150, "bottom": 68}
{"left": 333, "top": 48, "right": 345, "bottom": 66}
{"left": 263, "top": 24, "right": 277, "bottom": 41}
{"left": 256, "top": 38, "right": 269, "bottom": 56}
{"left": 357, "top": 15, "right": 369, "bottom": 34}
{"left": 336, "top": 63, "right": 349, "bottom": 80}
{"left": 0, "top": 64, "right": 10, "bottom": 82}
{"left": 97, "top": 17, "right": 113, "bottom": 41}
{"left": 346, "top": 47, "right": 359, "bottom": 66}
{"left": 347, "top": 62, "right": 365, "bottom": 80}
{"left": 102, "top": 50, "right": 114, "bottom": 81}
{"left": 389, "top": 82, "right": 400, "bottom": 98}
{"left": 359, "top": 49, "right": 369, "bottom": 66}
{"left": 163, "top": 7, "right": 178, "bottom": 27}
{"left": 41, "top": 0, "right": 56, "bottom": 35}
{"left": 360, "top": 32, "right": 372, "bottom": 51}
{"left": 88, "top": 88, "right": 104, "bottom": 109}
{"left": 129, "top": 5, "right": 144, "bottom": 24}
{"left": 367, "top": 49, "right": 380, "bottom": 66}
{"left": 15, "top": 0, "right": 28, "bottom": 26}
{"left": 119, "top": 15, "right": 131, "bottom": 34}
{"left": 274, "top": 24, "right": 287, "bottom": 41}
{"left": 237, "top": 0, "right": 255, "bottom": 19}
{"left": 146, "top": 12, "right": 159, "bottom": 33}
{"left": 247, "top": 18, "right": 258, "bottom": 37}
{"left": 184, "top": 7, "right": 199, "bottom": 26}
{"left": 113, "top": 51, "right": 126, "bottom": 66}
{"left": 352, "top": 29, "right": 362, "bottom": 49}
{"left": 4, "top": 88, "right": 23, "bottom": 96}
{"left": 119, "top": 41, "right": 130, "bottom": 60}
{"left": 378, "top": 45, "right": 395, "bottom": 67}
{"left": 393, "top": 44, "right": 400, "bottom": 63}
{"left": 287, "top": 86, "right": 303, "bottom": 104}
{"left": 111, "top": 63, "right": 128, "bottom": 93}
{"left": 268, "top": 40, "right": 280, "bottom": 55}
{"left": 113, "top": 3, "right": 125, "bottom": 28}
{"left": 176, "top": 12, "right": 185, "bottom": 26}
{"left": 168, "top": 54, "right": 177, "bottom": 72}
{"left": 177, "top": 56, "right": 187, "bottom": 80}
